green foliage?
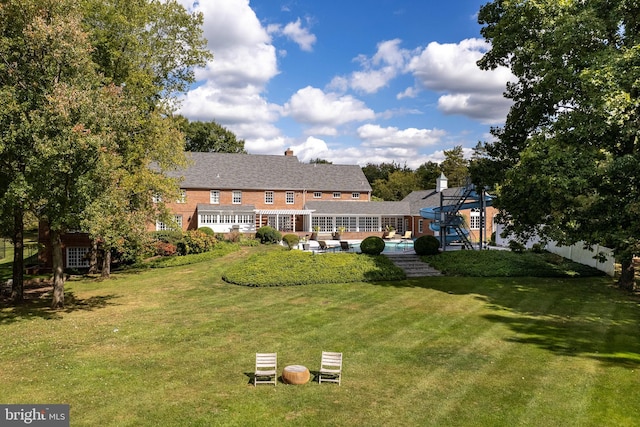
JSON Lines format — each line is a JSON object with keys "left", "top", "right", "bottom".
{"left": 440, "top": 145, "right": 469, "bottom": 187}
{"left": 415, "top": 161, "right": 441, "bottom": 189}
{"left": 530, "top": 243, "right": 544, "bottom": 254}
{"left": 478, "top": 0, "right": 640, "bottom": 289}
{"left": 175, "top": 116, "right": 246, "bottom": 153}
{"left": 222, "top": 249, "right": 405, "bottom": 286}
{"left": 508, "top": 240, "right": 526, "bottom": 253}
{"left": 359, "top": 236, "right": 385, "bottom": 255}
{"left": 197, "top": 226, "right": 214, "bottom": 236}
{"left": 372, "top": 170, "right": 420, "bottom": 201}
{"left": 255, "top": 226, "right": 281, "bottom": 244}
{"left": 422, "top": 250, "right": 604, "bottom": 278}
{"left": 176, "top": 230, "right": 216, "bottom": 255}
{"left": 133, "top": 242, "right": 240, "bottom": 269}
{"left": 150, "top": 230, "right": 183, "bottom": 245}
{"left": 414, "top": 235, "right": 440, "bottom": 256}
{"left": 282, "top": 234, "right": 300, "bottom": 249}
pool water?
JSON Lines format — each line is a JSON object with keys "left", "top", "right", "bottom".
{"left": 382, "top": 241, "right": 415, "bottom": 253}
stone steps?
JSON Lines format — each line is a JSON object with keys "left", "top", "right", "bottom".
{"left": 385, "top": 253, "right": 442, "bottom": 277}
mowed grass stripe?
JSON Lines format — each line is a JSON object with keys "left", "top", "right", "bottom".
{"left": 2, "top": 248, "right": 639, "bottom": 426}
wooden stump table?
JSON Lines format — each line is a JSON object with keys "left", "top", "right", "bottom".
{"left": 282, "top": 365, "right": 310, "bottom": 385}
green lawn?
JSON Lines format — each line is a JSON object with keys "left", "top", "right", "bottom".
{"left": 1, "top": 248, "right": 639, "bottom": 426}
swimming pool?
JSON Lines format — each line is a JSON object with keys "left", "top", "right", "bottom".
{"left": 382, "top": 240, "right": 415, "bottom": 253}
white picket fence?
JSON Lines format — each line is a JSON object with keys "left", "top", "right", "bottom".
{"left": 495, "top": 223, "right": 615, "bottom": 276}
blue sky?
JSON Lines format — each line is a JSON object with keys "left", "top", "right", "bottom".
{"left": 176, "top": 0, "right": 515, "bottom": 168}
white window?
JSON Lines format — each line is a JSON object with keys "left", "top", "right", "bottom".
{"left": 335, "top": 216, "right": 356, "bottom": 232}
{"left": 313, "top": 192, "right": 322, "bottom": 198}
{"left": 286, "top": 191, "right": 294, "bottom": 204}
{"left": 352, "top": 192, "right": 360, "bottom": 199}
{"left": 311, "top": 216, "right": 332, "bottom": 233}
{"left": 419, "top": 220, "right": 424, "bottom": 233}
{"left": 238, "top": 214, "right": 254, "bottom": 224}
{"left": 470, "top": 208, "right": 482, "bottom": 230}
{"left": 265, "top": 191, "right": 274, "bottom": 204}
{"left": 358, "top": 216, "right": 379, "bottom": 232}
{"left": 177, "top": 189, "right": 186, "bottom": 203}
{"left": 210, "top": 190, "right": 220, "bottom": 204}
{"left": 66, "top": 247, "right": 90, "bottom": 268}
{"left": 232, "top": 191, "right": 242, "bottom": 204}
{"left": 200, "top": 214, "right": 218, "bottom": 224}
{"left": 333, "top": 192, "right": 341, "bottom": 199}
{"left": 152, "top": 193, "right": 162, "bottom": 203}
{"left": 221, "top": 214, "right": 234, "bottom": 223}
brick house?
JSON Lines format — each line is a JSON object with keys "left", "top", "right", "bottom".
{"left": 157, "top": 150, "right": 448, "bottom": 240}
{"left": 37, "top": 149, "right": 495, "bottom": 270}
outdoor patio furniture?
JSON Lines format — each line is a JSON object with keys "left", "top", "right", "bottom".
{"left": 254, "top": 353, "right": 277, "bottom": 386}
{"left": 282, "top": 365, "right": 310, "bottom": 385}
{"left": 340, "top": 241, "right": 350, "bottom": 251}
{"left": 318, "top": 351, "right": 343, "bottom": 385}
{"left": 400, "top": 231, "right": 412, "bottom": 240}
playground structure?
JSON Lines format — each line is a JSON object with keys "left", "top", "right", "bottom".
{"left": 419, "top": 180, "right": 493, "bottom": 250}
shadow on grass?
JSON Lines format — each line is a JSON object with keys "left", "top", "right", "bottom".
{"left": 0, "top": 288, "right": 120, "bottom": 324}
{"left": 376, "top": 275, "right": 640, "bottom": 368}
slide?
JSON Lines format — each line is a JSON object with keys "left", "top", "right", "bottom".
{"left": 419, "top": 188, "right": 494, "bottom": 245}
{"left": 420, "top": 207, "right": 469, "bottom": 244}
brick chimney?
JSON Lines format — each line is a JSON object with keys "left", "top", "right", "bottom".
{"left": 284, "top": 148, "right": 294, "bottom": 156}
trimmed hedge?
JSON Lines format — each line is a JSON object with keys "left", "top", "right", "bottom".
{"left": 360, "top": 236, "right": 385, "bottom": 255}
{"left": 223, "top": 250, "right": 405, "bottom": 286}
{"left": 255, "top": 226, "right": 282, "bottom": 244}
{"left": 414, "top": 235, "right": 440, "bottom": 256}
{"left": 282, "top": 234, "right": 300, "bottom": 249}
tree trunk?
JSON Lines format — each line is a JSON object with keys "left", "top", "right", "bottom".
{"left": 50, "top": 229, "right": 65, "bottom": 309}
{"left": 617, "top": 258, "right": 636, "bottom": 291}
{"left": 11, "top": 206, "right": 24, "bottom": 304}
{"left": 101, "top": 248, "right": 111, "bottom": 279}
{"left": 88, "top": 240, "right": 98, "bottom": 274}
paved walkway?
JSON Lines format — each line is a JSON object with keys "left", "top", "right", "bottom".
{"left": 385, "top": 253, "right": 442, "bottom": 277}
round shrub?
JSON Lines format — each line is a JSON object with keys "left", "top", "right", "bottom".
{"left": 414, "top": 235, "right": 440, "bottom": 256}
{"left": 198, "top": 226, "right": 215, "bottom": 236}
{"left": 360, "top": 236, "right": 385, "bottom": 255}
{"left": 255, "top": 226, "right": 282, "bottom": 244}
{"left": 282, "top": 234, "right": 300, "bottom": 249}
{"left": 176, "top": 230, "right": 216, "bottom": 255}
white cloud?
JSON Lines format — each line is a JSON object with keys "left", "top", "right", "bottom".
{"left": 177, "top": 0, "right": 286, "bottom": 148}
{"left": 407, "top": 38, "right": 515, "bottom": 123}
{"left": 290, "top": 136, "right": 330, "bottom": 161}
{"left": 438, "top": 93, "right": 511, "bottom": 125}
{"left": 273, "top": 18, "right": 317, "bottom": 52}
{"left": 334, "top": 39, "right": 411, "bottom": 94}
{"left": 357, "top": 124, "right": 446, "bottom": 148}
{"left": 283, "top": 86, "right": 375, "bottom": 127}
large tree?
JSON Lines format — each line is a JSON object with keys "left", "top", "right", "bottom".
{"left": 175, "top": 116, "right": 246, "bottom": 153}
{"left": 440, "top": 146, "right": 469, "bottom": 187}
{"left": 477, "top": 0, "right": 640, "bottom": 289}
{"left": 0, "top": 0, "right": 210, "bottom": 307}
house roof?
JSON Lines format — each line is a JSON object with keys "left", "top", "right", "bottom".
{"left": 402, "top": 188, "right": 466, "bottom": 216}
{"left": 305, "top": 201, "right": 410, "bottom": 216}
{"left": 197, "top": 203, "right": 256, "bottom": 213}
{"left": 173, "top": 152, "right": 372, "bottom": 192}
